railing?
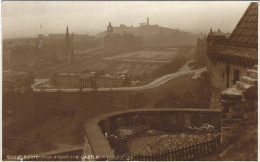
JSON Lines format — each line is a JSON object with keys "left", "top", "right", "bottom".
{"left": 113, "top": 135, "right": 220, "bottom": 161}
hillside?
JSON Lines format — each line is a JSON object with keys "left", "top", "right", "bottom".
{"left": 96, "top": 25, "right": 198, "bottom": 47}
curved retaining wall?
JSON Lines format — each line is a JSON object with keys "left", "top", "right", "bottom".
{"left": 83, "top": 108, "right": 221, "bottom": 160}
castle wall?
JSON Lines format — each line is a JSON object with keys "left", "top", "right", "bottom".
{"left": 220, "top": 66, "right": 258, "bottom": 145}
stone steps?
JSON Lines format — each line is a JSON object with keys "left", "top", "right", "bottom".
{"left": 235, "top": 81, "right": 253, "bottom": 91}
{"left": 247, "top": 69, "right": 258, "bottom": 79}
{"left": 236, "top": 66, "right": 258, "bottom": 91}
{"left": 240, "top": 76, "right": 257, "bottom": 86}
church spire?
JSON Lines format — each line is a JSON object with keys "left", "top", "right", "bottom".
{"left": 66, "top": 25, "right": 69, "bottom": 33}
{"left": 65, "top": 25, "right": 71, "bottom": 61}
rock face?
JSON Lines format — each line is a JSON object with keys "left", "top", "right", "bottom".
{"left": 221, "top": 65, "right": 258, "bottom": 145}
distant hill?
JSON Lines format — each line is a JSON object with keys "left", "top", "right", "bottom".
{"left": 96, "top": 25, "right": 198, "bottom": 47}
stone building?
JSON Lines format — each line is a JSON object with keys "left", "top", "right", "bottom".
{"left": 104, "top": 22, "right": 137, "bottom": 52}
{"left": 50, "top": 71, "right": 131, "bottom": 89}
{"left": 207, "top": 2, "right": 258, "bottom": 109}
{"left": 51, "top": 72, "right": 94, "bottom": 88}
{"left": 3, "top": 70, "right": 34, "bottom": 92}
{"left": 96, "top": 74, "right": 131, "bottom": 88}
{"left": 50, "top": 70, "right": 105, "bottom": 88}
{"left": 195, "top": 29, "right": 230, "bottom": 67}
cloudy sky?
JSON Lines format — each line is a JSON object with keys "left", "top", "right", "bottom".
{"left": 2, "top": 1, "right": 251, "bottom": 38}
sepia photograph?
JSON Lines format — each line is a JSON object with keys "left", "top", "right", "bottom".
{"left": 1, "top": 1, "right": 258, "bottom": 161}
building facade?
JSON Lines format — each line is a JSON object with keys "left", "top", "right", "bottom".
{"left": 51, "top": 72, "right": 131, "bottom": 89}
{"left": 51, "top": 73, "right": 93, "bottom": 88}
{"left": 96, "top": 74, "right": 131, "bottom": 88}
{"left": 104, "top": 22, "right": 137, "bottom": 52}
{"left": 50, "top": 70, "right": 105, "bottom": 88}
{"left": 207, "top": 2, "right": 258, "bottom": 109}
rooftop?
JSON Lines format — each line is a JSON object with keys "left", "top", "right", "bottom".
{"left": 229, "top": 2, "right": 258, "bottom": 48}
{"left": 203, "top": 28, "right": 231, "bottom": 39}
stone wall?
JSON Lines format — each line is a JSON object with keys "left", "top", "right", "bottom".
{"left": 82, "top": 131, "right": 95, "bottom": 161}
{"left": 208, "top": 60, "right": 249, "bottom": 109}
{"left": 221, "top": 65, "right": 257, "bottom": 145}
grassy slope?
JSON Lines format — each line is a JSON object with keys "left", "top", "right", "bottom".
{"left": 139, "top": 74, "right": 193, "bottom": 107}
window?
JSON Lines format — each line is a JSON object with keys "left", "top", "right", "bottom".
{"left": 226, "top": 65, "right": 230, "bottom": 88}
{"left": 233, "top": 69, "right": 240, "bottom": 85}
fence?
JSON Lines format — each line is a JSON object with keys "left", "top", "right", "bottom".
{"left": 113, "top": 135, "right": 221, "bottom": 161}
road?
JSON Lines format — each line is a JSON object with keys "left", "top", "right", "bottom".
{"left": 103, "top": 57, "right": 172, "bottom": 63}
{"left": 33, "top": 79, "right": 50, "bottom": 87}
{"left": 33, "top": 61, "right": 206, "bottom": 93}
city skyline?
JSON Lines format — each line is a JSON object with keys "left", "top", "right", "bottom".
{"left": 2, "top": 1, "right": 250, "bottom": 38}
{"left": 2, "top": 2, "right": 258, "bottom": 161}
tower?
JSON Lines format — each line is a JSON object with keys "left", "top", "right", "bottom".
{"left": 107, "top": 22, "right": 113, "bottom": 35}
{"left": 147, "top": 17, "right": 149, "bottom": 26}
{"left": 64, "top": 25, "right": 71, "bottom": 62}
{"left": 208, "top": 28, "right": 214, "bottom": 36}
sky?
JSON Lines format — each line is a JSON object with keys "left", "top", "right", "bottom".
{"left": 2, "top": 1, "right": 251, "bottom": 38}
